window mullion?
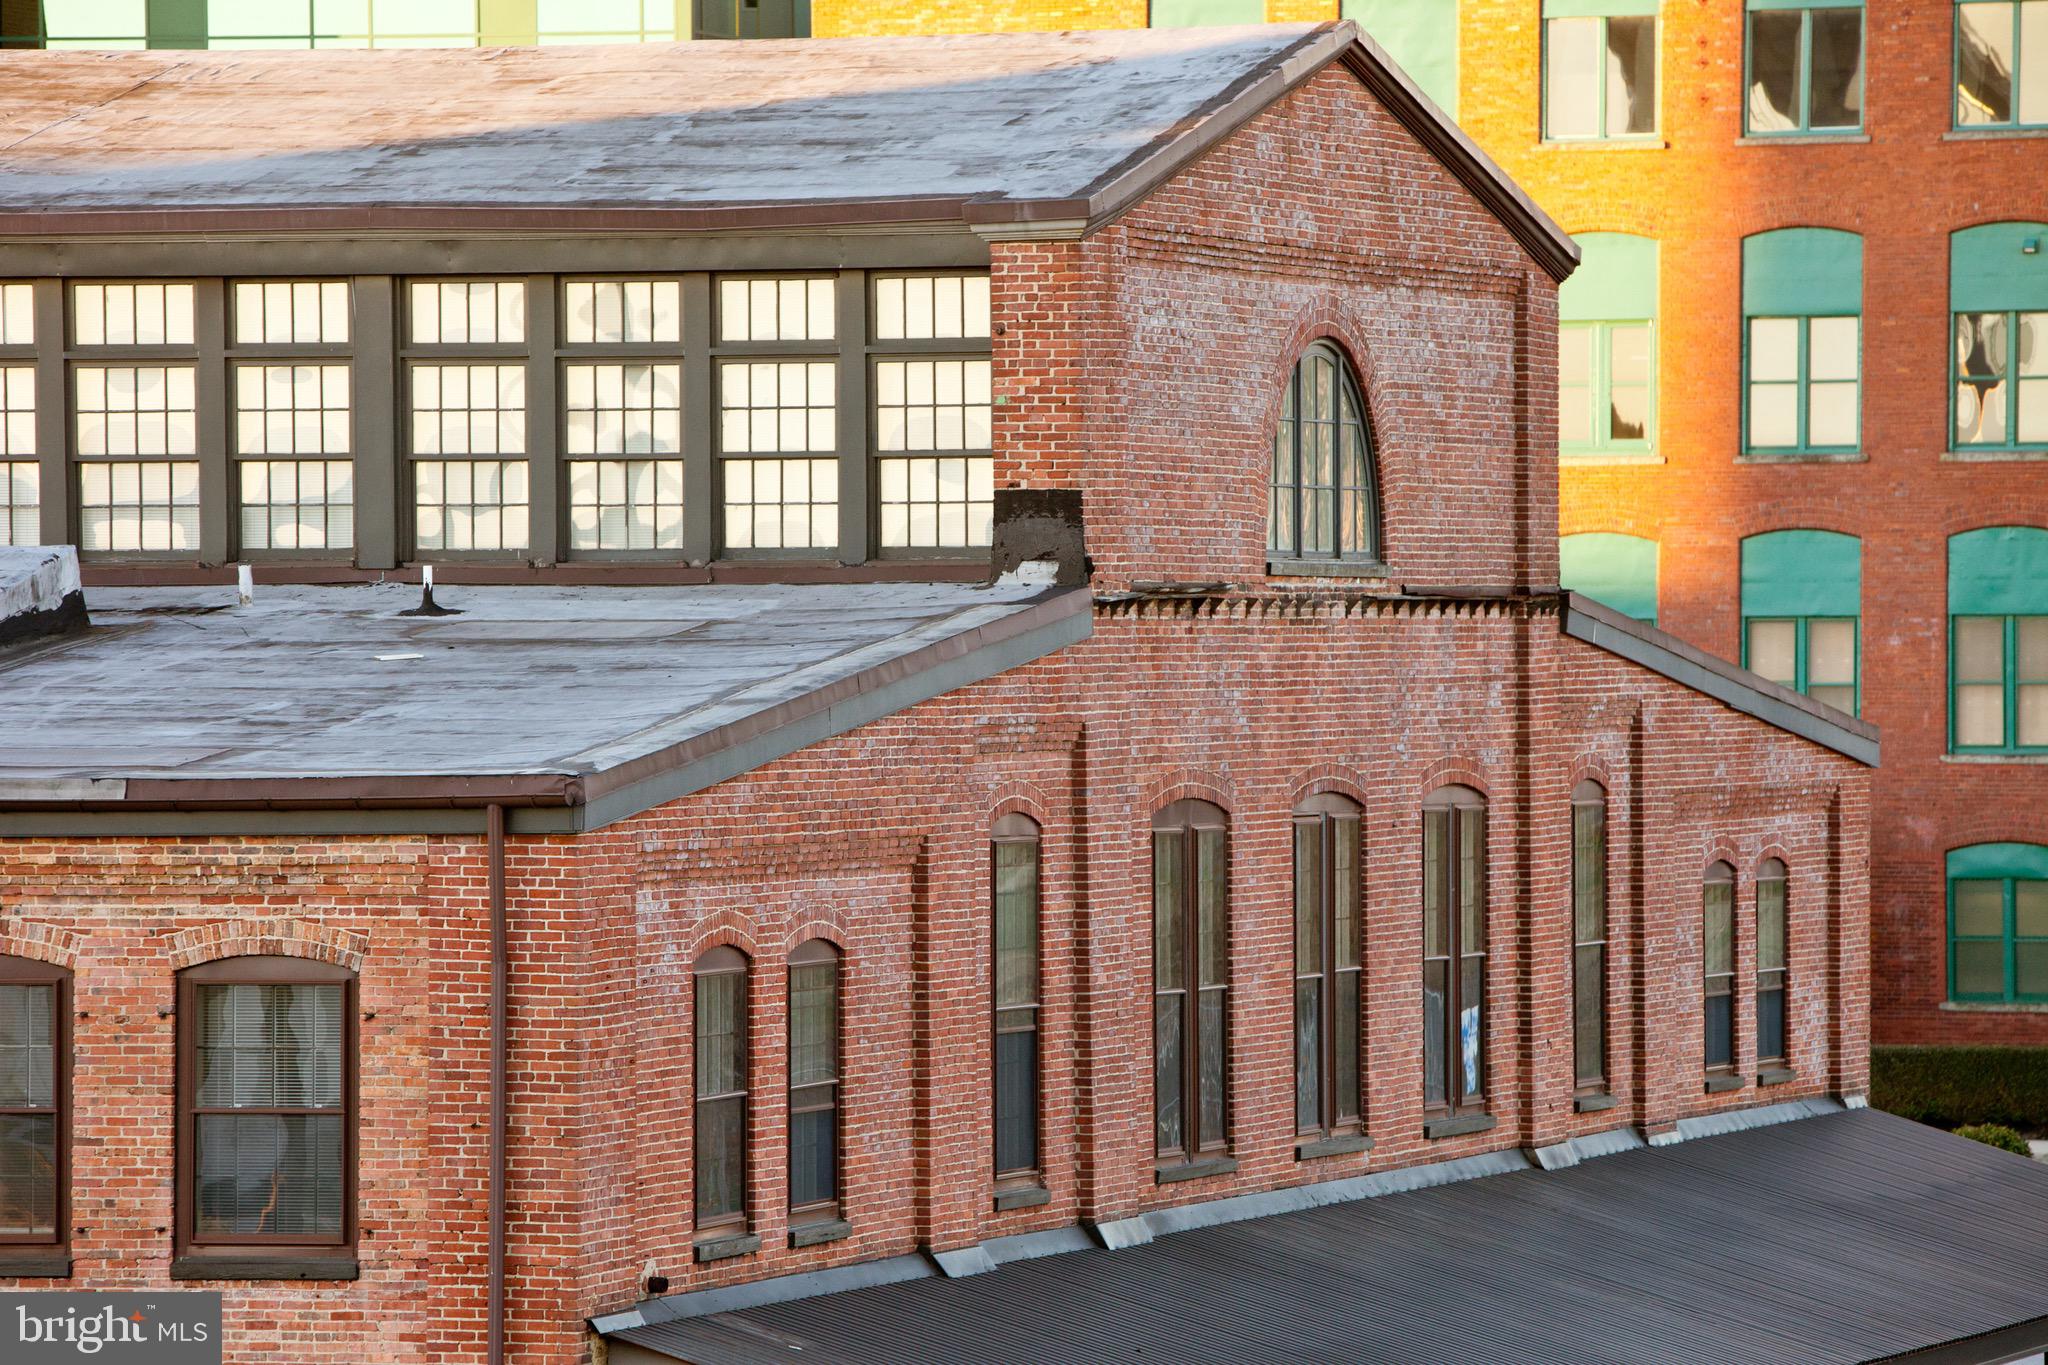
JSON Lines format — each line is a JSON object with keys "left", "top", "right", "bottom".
{"left": 2008, "top": 879, "right": 2020, "bottom": 1001}
{"left": 1595, "top": 18, "right": 1609, "bottom": 139}
{"left": 194, "top": 279, "right": 229, "bottom": 564}
{"left": 834, "top": 268, "right": 869, "bottom": 563}
{"left": 1796, "top": 316, "right": 1811, "bottom": 450}
{"left": 1321, "top": 815, "right": 1337, "bottom": 1134}
{"left": 2010, "top": 615, "right": 2022, "bottom": 750}
{"left": 524, "top": 275, "right": 559, "bottom": 566}
{"left": 1797, "top": 9, "right": 1815, "bottom": 132}
{"left": 680, "top": 273, "right": 715, "bottom": 564}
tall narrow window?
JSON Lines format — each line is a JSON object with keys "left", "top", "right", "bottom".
{"left": 1948, "top": 527, "right": 2048, "bottom": 753}
{"left": 1957, "top": 1, "right": 2048, "bottom": 129}
{"left": 176, "top": 957, "right": 355, "bottom": 1273}
{"left": 406, "top": 280, "right": 529, "bottom": 554}
{"left": 561, "top": 277, "right": 686, "bottom": 555}
{"left": 1746, "top": 3, "right": 1864, "bottom": 135}
{"left": 1293, "top": 794, "right": 1362, "bottom": 1143}
{"left": 1543, "top": 1, "right": 1658, "bottom": 141}
{"left": 1268, "top": 342, "right": 1379, "bottom": 567}
{"left": 1703, "top": 864, "right": 1737, "bottom": 1078}
{"left": 1153, "top": 800, "right": 1229, "bottom": 1168}
{"left": 787, "top": 941, "right": 840, "bottom": 1222}
{"left": 1571, "top": 782, "right": 1609, "bottom": 1094}
{"left": 992, "top": 813, "right": 1042, "bottom": 1185}
{"left": 1742, "top": 530, "right": 1862, "bottom": 715}
{"left": 1422, "top": 787, "right": 1487, "bottom": 1118}
{"left": 71, "top": 282, "right": 200, "bottom": 555}
{"left": 1755, "top": 860, "right": 1789, "bottom": 1070}
{"left": 1743, "top": 229, "right": 1863, "bottom": 456}
{"left": 1951, "top": 223, "right": 2048, "bottom": 452}
{"left": 1559, "top": 234, "right": 1658, "bottom": 459}
{"left": 0, "top": 956, "right": 67, "bottom": 1270}
{"left": 873, "top": 273, "right": 993, "bottom": 551}
{"left": 1948, "top": 843, "right": 2048, "bottom": 1004}
{"left": 0, "top": 286, "right": 35, "bottom": 547}
{"left": 693, "top": 947, "right": 749, "bottom": 1234}
{"left": 717, "top": 276, "right": 837, "bottom": 553}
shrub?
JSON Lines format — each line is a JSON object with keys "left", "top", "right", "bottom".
{"left": 1954, "top": 1123, "right": 2033, "bottom": 1156}
{"left": 1871, "top": 1046, "right": 2048, "bottom": 1133}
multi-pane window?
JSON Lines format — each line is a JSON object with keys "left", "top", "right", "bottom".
{"left": 873, "top": 274, "right": 993, "bottom": 551}
{"left": 719, "top": 278, "right": 834, "bottom": 345}
{"left": 414, "top": 460, "right": 530, "bottom": 554}
{"left": 1747, "top": 617, "right": 1858, "bottom": 712}
{"left": 992, "top": 814, "right": 1042, "bottom": 1184}
{"left": 1292, "top": 794, "right": 1362, "bottom": 1141}
{"left": 564, "top": 280, "right": 682, "bottom": 346}
{"left": 177, "top": 957, "right": 354, "bottom": 1263}
{"left": 1422, "top": 787, "right": 1487, "bottom": 1117}
{"left": 536, "top": 0, "right": 680, "bottom": 43}
{"left": 718, "top": 360, "right": 836, "bottom": 551}
{"left": 0, "top": 463, "right": 35, "bottom": 548}
{"left": 1957, "top": 0, "right": 2048, "bottom": 128}
{"left": 0, "top": 365, "right": 34, "bottom": 547}
{"left": 1948, "top": 843, "right": 2048, "bottom": 1003}
{"left": 1741, "top": 529, "right": 1863, "bottom": 715}
{"left": 1269, "top": 341, "right": 1379, "bottom": 565}
{"left": 564, "top": 364, "right": 684, "bottom": 551}
{"left": 0, "top": 957, "right": 67, "bottom": 1255}
{"left": 235, "top": 365, "right": 353, "bottom": 551}
{"left": 409, "top": 364, "right": 527, "bottom": 552}
{"left": 409, "top": 280, "right": 524, "bottom": 346}
{"left": 694, "top": 0, "right": 811, "bottom": 41}
{"left": 1756, "top": 861, "right": 1789, "bottom": 1067}
{"left": 788, "top": 940, "right": 840, "bottom": 1222}
{"left": 568, "top": 460, "right": 685, "bottom": 553}
{"left": 1560, "top": 233, "right": 1658, "bottom": 459}
{"left": 0, "top": 284, "right": 28, "bottom": 346}
{"left": 1703, "top": 863, "right": 1736, "bottom": 1076}
{"left": 693, "top": 947, "right": 748, "bottom": 1234}
{"left": 1746, "top": 2, "right": 1864, "bottom": 134}
{"left": 1950, "top": 527, "right": 2048, "bottom": 752}
{"left": 73, "top": 282, "right": 194, "bottom": 347}
{"left": 1153, "top": 800, "right": 1230, "bottom": 1166}
{"left": 71, "top": 281, "right": 203, "bottom": 554}
{"left": 77, "top": 460, "right": 200, "bottom": 553}
{"left": 1543, "top": 1, "right": 1658, "bottom": 141}
{"left": 234, "top": 281, "right": 349, "bottom": 346}
{"left": 1955, "top": 311, "right": 2047, "bottom": 448}
{"left": 1572, "top": 782, "right": 1609, "bottom": 1094}
{"left": 1743, "top": 229, "right": 1863, "bottom": 455}
{"left": 76, "top": 364, "right": 196, "bottom": 460}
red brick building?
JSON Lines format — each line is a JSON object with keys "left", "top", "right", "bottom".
{"left": 0, "top": 23, "right": 2036, "bottom": 1365}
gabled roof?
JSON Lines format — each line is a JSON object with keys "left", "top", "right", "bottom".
{"left": 0, "top": 24, "right": 1575, "bottom": 276}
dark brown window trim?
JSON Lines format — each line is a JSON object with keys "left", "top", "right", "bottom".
{"left": 990, "top": 813, "right": 1043, "bottom": 1187}
{"left": 174, "top": 956, "right": 358, "bottom": 1267}
{"left": 1153, "top": 1155, "right": 1237, "bottom": 1185}
{"left": 693, "top": 946, "right": 750, "bottom": 1238}
{"left": 1422, "top": 788, "right": 1489, "bottom": 1120}
{"left": 1293, "top": 794, "right": 1364, "bottom": 1143}
{"left": 788, "top": 1218, "right": 852, "bottom": 1250}
{"left": 1422, "top": 1113, "right": 1497, "bottom": 1140}
{"left": 1703, "top": 862, "right": 1737, "bottom": 1079}
{"left": 1571, "top": 781, "right": 1610, "bottom": 1094}
{"left": 1152, "top": 800, "right": 1232, "bottom": 1170}
{"left": 993, "top": 1184, "right": 1051, "bottom": 1212}
{"left": 692, "top": 1232, "right": 760, "bottom": 1264}
{"left": 1295, "top": 1132, "right": 1374, "bottom": 1161}
{"left": 1703, "top": 1074, "right": 1745, "bottom": 1095}
{"left": 0, "top": 955, "right": 69, "bottom": 1265}
{"left": 787, "top": 938, "right": 841, "bottom": 1224}
{"left": 1573, "top": 1093, "right": 1620, "bottom": 1114}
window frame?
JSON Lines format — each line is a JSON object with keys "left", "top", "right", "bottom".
{"left": 786, "top": 939, "right": 841, "bottom": 1224}
{"left": 991, "top": 812, "right": 1043, "bottom": 1188}
{"left": 1292, "top": 793, "right": 1364, "bottom": 1144}
{"left": 1755, "top": 860, "right": 1790, "bottom": 1069}
{"left": 1702, "top": 863, "right": 1738, "bottom": 1079}
{"left": 1742, "top": 312, "right": 1862, "bottom": 455}
{"left": 0, "top": 954, "right": 70, "bottom": 1267}
{"left": 1266, "top": 340, "right": 1382, "bottom": 569}
{"left": 400, "top": 277, "right": 534, "bottom": 562}
{"left": 1421, "top": 786, "right": 1488, "bottom": 1120}
{"left": 0, "top": 294, "right": 39, "bottom": 546}
{"left": 173, "top": 955, "right": 358, "bottom": 1271}
{"left": 866, "top": 269, "right": 996, "bottom": 559}
{"left": 1743, "top": 2, "right": 1867, "bottom": 137}
{"left": 1541, "top": 6, "right": 1662, "bottom": 144}
{"left": 227, "top": 277, "right": 356, "bottom": 561}
{"left": 1571, "top": 781, "right": 1610, "bottom": 1095}
{"left": 1948, "top": 613, "right": 2048, "bottom": 754}
{"left": 1152, "top": 799, "right": 1231, "bottom": 1169}
{"left": 556, "top": 275, "right": 690, "bottom": 563}
{"left": 693, "top": 0, "right": 811, "bottom": 40}
{"left": 1951, "top": 308, "right": 2048, "bottom": 453}
{"left": 1954, "top": 0, "right": 2048, "bottom": 130}
{"left": 1949, "top": 872, "right": 2048, "bottom": 1004}
{"left": 1558, "top": 319, "right": 1656, "bottom": 457}
{"left": 692, "top": 945, "right": 751, "bottom": 1237}
{"left": 1742, "top": 614, "right": 1861, "bottom": 715}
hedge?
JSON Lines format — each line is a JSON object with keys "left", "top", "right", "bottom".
{"left": 1953, "top": 1123, "right": 2032, "bottom": 1156}
{"left": 1871, "top": 1045, "right": 2048, "bottom": 1133}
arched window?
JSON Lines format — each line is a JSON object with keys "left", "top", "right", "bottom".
{"left": 1742, "top": 228, "right": 1863, "bottom": 455}
{"left": 1422, "top": 786, "right": 1487, "bottom": 1123}
{"left": 1755, "top": 860, "right": 1789, "bottom": 1069}
{"left": 1951, "top": 222, "right": 2048, "bottom": 450}
{"left": 991, "top": 813, "right": 1042, "bottom": 1186}
{"left": 1293, "top": 794, "right": 1362, "bottom": 1144}
{"left": 1153, "top": 799, "right": 1229, "bottom": 1167}
{"left": 1742, "top": 530, "right": 1861, "bottom": 715}
{"left": 1268, "top": 342, "right": 1379, "bottom": 566}
{"left": 788, "top": 940, "right": 840, "bottom": 1223}
{"left": 0, "top": 955, "right": 68, "bottom": 1272}
{"left": 1703, "top": 863, "right": 1737, "bottom": 1080}
{"left": 1559, "top": 532, "right": 1658, "bottom": 624}
{"left": 693, "top": 946, "right": 749, "bottom": 1235}
{"left": 1948, "top": 527, "right": 2048, "bottom": 753}
{"left": 1571, "top": 781, "right": 1609, "bottom": 1094}
{"left": 1948, "top": 842, "right": 2048, "bottom": 1004}
{"left": 176, "top": 955, "right": 356, "bottom": 1274}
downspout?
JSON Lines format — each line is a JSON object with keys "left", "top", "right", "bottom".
{"left": 487, "top": 802, "right": 508, "bottom": 1365}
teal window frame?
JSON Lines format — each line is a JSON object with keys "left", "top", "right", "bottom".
{"left": 1741, "top": 615, "right": 1860, "bottom": 714}
{"left": 1743, "top": 0, "right": 1866, "bottom": 136}
{"left": 1149, "top": 0, "right": 1265, "bottom": 26}
{"left": 1948, "top": 526, "right": 2048, "bottom": 753}
{"left": 1950, "top": 224, "right": 2048, "bottom": 451}
{"left": 1953, "top": 308, "right": 2048, "bottom": 450}
{"left": 1559, "top": 233, "right": 1658, "bottom": 459}
{"left": 1560, "top": 321, "right": 1656, "bottom": 456}
{"left": 1946, "top": 844, "right": 2048, "bottom": 1003}
{"left": 1742, "top": 314, "right": 1861, "bottom": 455}
{"left": 1948, "top": 613, "right": 2048, "bottom": 753}
{"left": 1955, "top": 0, "right": 2048, "bottom": 130}
{"left": 1740, "top": 528, "right": 1861, "bottom": 715}
{"left": 1341, "top": 1, "right": 1461, "bottom": 116}
{"left": 1559, "top": 531, "right": 1659, "bottom": 624}
{"left": 1541, "top": 1, "right": 1661, "bottom": 144}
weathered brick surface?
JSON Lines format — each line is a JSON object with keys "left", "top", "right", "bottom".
{"left": 0, "top": 53, "right": 1871, "bottom": 1365}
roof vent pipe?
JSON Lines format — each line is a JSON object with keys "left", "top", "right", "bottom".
{"left": 401, "top": 563, "right": 461, "bottom": 617}
{"left": 236, "top": 564, "right": 253, "bottom": 607}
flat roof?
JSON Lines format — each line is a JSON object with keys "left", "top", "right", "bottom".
{"left": 0, "top": 578, "right": 1087, "bottom": 834}
{"left": 605, "top": 1107, "right": 2048, "bottom": 1365}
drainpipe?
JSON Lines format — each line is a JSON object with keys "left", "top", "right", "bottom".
{"left": 487, "top": 802, "right": 508, "bottom": 1365}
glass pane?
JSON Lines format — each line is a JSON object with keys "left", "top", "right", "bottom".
{"left": 1808, "top": 619, "right": 1857, "bottom": 688}
{"left": 1606, "top": 16, "right": 1657, "bottom": 136}
{"left": 1757, "top": 877, "right": 1787, "bottom": 972}
{"left": 1573, "top": 800, "right": 1607, "bottom": 944}
{"left": 995, "top": 1027, "right": 1039, "bottom": 1174}
{"left": 1955, "top": 939, "right": 2006, "bottom": 997}
{"left": 1333, "top": 819, "right": 1359, "bottom": 970}
{"left": 2020, "top": 617, "right": 2048, "bottom": 679}
{"left": 1704, "top": 993, "right": 1734, "bottom": 1070}
{"left": 1458, "top": 956, "right": 1485, "bottom": 1100}
{"left": 1294, "top": 821, "right": 1322, "bottom": 974}
{"left": 195, "top": 983, "right": 343, "bottom": 1110}
{"left": 1957, "top": 312, "right": 2010, "bottom": 444}
{"left": 194, "top": 1114, "right": 344, "bottom": 1237}
{"left": 1750, "top": 384, "right": 1799, "bottom": 447}
{"left": 1958, "top": 617, "right": 2008, "bottom": 683}
{"left": 1198, "top": 989, "right": 1226, "bottom": 1147}
{"left": 1154, "top": 996, "right": 1183, "bottom": 1154}
{"left": 2018, "top": 683, "right": 2048, "bottom": 746}
{"left": 694, "top": 1095, "right": 744, "bottom": 1222}
{"left": 1747, "top": 619, "right": 1798, "bottom": 687}
{"left": 1334, "top": 971, "right": 1359, "bottom": 1124}
{"left": 1422, "top": 959, "right": 1447, "bottom": 1108}
{"left": 0, "top": 1114, "right": 56, "bottom": 1236}
{"left": 1153, "top": 832, "right": 1183, "bottom": 992}
{"left": 1757, "top": 987, "right": 1786, "bottom": 1063}
{"left": 1198, "top": 829, "right": 1228, "bottom": 989}
{"left": 1809, "top": 684, "right": 1857, "bottom": 713}
{"left": 1810, "top": 8, "right": 1864, "bottom": 129}
{"left": 1808, "top": 380, "right": 1859, "bottom": 446}
{"left": 1957, "top": 684, "right": 2007, "bottom": 748}
{"left": 1422, "top": 810, "right": 1448, "bottom": 958}
{"left": 789, "top": 1105, "right": 835, "bottom": 1209}
{"left": 1704, "top": 881, "right": 1734, "bottom": 977}
{"left": 1954, "top": 880, "right": 2006, "bottom": 937}
{"left": 2023, "top": 1, "right": 2048, "bottom": 125}
{"left": 789, "top": 962, "right": 836, "bottom": 1089}
{"left": 1458, "top": 810, "right": 1486, "bottom": 952}
{"left": 2017, "top": 880, "right": 2048, "bottom": 937}
{"left": 1747, "top": 10, "right": 1800, "bottom": 132}
{"left": 694, "top": 972, "right": 743, "bottom": 1098}
{"left": 0, "top": 984, "right": 53, "bottom": 1109}
{"left": 1959, "top": 3, "right": 2015, "bottom": 125}
{"left": 1574, "top": 943, "right": 1605, "bottom": 1087}
{"left": 2018, "top": 941, "right": 2048, "bottom": 998}
{"left": 1559, "top": 326, "right": 1594, "bottom": 444}
{"left": 1751, "top": 317, "right": 1800, "bottom": 382}
{"left": 1294, "top": 978, "right": 1321, "bottom": 1131}
{"left": 1545, "top": 17, "right": 1602, "bottom": 138}
{"left": 994, "top": 840, "right": 1039, "bottom": 1010}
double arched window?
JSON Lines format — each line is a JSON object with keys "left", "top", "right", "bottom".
{"left": 1268, "top": 342, "right": 1380, "bottom": 565}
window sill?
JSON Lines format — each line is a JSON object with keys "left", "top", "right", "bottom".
{"left": 1573, "top": 1092, "right": 1619, "bottom": 1114}
{"left": 1703, "top": 1074, "right": 1744, "bottom": 1094}
{"left": 1735, "top": 132, "right": 1868, "bottom": 146}
{"left": 1561, "top": 451, "right": 1662, "bottom": 468}
{"left": 993, "top": 1184, "right": 1051, "bottom": 1212}
{"left": 1266, "top": 558, "right": 1391, "bottom": 581}
{"left": 0, "top": 1252, "right": 71, "bottom": 1278}
{"left": 1534, "top": 138, "right": 1668, "bottom": 151}
{"left": 1941, "top": 999, "right": 2048, "bottom": 1014}
{"left": 1758, "top": 1067, "right": 1797, "bottom": 1087}
{"left": 1944, "top": 127, "right": 2048, "bottom": 140}
{"left": 788, "top": 1218, "right": 852, "bottom": 1250}
{"left": 1295, "top": 1132, "right": 1374, "bottom": 1160}
{"left": 1154, "top": 1155, "right": 1237, "bottom": 1185}
{"left": 692, "top": 1232, "right": 761, "bottom": 1264}
{"left": 1942, "top": 753, "right": 2048, "bottom": 765}
{"left": 1735, "top": 451, "right": 1867, "bottom": 465}
{"left": 1943, "top": 448, "right": 2048, "bottom": 463}
{"left": 1423, "top": 1113, "right": 1496, "bottom": 1140}
{"left": 170, "top": 1254, "right": 359, "bottom": 1282}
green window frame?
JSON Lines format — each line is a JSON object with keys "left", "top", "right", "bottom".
{"left": 1956, "top": 0, "right": 2048, "bottom": 130}
{"left": 1542, "top": 0, "right": 1660, "bottom": 142}
{"left": 1949, "top": 527, "right": 2048, "bottom": 753}
{"left": 694, "top": 0, "right": 809, "bottom": 40}
{"left": 1740, "top": 529, "right": 1861, "bottom": 715}
{"left": 1560, "top": 531, "right": 1658, "bottom": 623}
{"left": 1947, "top": 843, "right": 2048, "bottom": 1003}
{"left": 1149, "top": 0, "right": 1263, "bottom": 26}
{"left": 1742, "top": 229, "right": 1862, "bottom": 456}
{"left": 1341, "top": 1, "right": 1461, "bottom": 115}
{"left": 1559, "top": 234, "right": 1657, "bottom": 458}
{"left": 1744, "top": 0, "right": 1865, "bottom": 136}
{"left": 1951, "top": 223, "right": 2048, "bottom": 452}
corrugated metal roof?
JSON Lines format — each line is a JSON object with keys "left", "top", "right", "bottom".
{"left": 611, "top": 1109, "right": 2048, "bottom": 1365}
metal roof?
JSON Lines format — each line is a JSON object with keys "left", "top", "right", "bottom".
{"left": 0, "top": 577, "right": 1085, "bottom": 833}
{"left": 608, "top": 1108, "right": 2048, "bottom": 1365}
